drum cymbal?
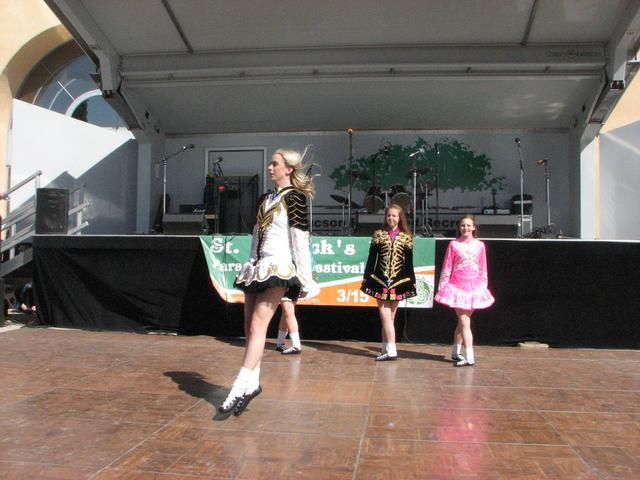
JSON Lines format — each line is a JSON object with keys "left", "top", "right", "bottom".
{"left": 330, "top": 194, "right": 347, "bottom": 204}
{"left": 330, "top": 194, "right": 361, "bottom": 209}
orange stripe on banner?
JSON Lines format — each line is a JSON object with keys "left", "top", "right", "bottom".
{"left": 213, "top": 272, "right": 434, "bottom": 306}
{"left": 298, "top": 279, "right": 375, "bottom": 306}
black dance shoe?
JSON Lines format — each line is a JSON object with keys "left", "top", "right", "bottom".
{"left": 375, "top": 353, "right": 398, "bottom": 361}
{"left": 218, "top": 392, "right": 244, "bottom": 414}
{"left": 234, "top": 385, "right": 262, "bottom": 416}
{"left": 281, "top": 346, "right": 302, "bottom": 355}
{"left": 454, "top": 358, "right": 475, "bottom": 367}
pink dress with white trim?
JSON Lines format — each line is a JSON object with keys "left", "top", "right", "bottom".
{"left": 434, "top": 238, "right": 495, "bottom": 310}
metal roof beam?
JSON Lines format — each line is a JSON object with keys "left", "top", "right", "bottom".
{"left": 120, "top": 44, "right": 606, "bottom": 82}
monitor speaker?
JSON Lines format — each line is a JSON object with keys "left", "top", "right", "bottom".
{"left": 478, "top": 224, "right": 518, "bottom": 238}
{"left": 162, "top": 214, "right": 204, "bottom": 235}
{"left": 35, "top": 188, "right": 69, "bottom": 234}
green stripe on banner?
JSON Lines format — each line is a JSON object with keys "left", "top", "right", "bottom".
{"left": 200, "top": 235, "right": 435, "bottom": 308}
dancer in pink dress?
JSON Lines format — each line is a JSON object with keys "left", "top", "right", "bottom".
{"left": 434, "top": 215, "right": 494, "bottom": 366}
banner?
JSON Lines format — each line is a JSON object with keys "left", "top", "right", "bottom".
{"left": 200, "top": 235, "right": 435, "bottom": 308}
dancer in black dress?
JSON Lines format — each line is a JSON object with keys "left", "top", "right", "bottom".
{"left": 361, "top": 204, "right": 416, "bottom": 361}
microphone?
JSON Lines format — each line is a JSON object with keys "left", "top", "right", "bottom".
{"left": 514, "top": 138, "right": 521, "bottom": 145}
{"left": 409, "top": 146, "right": 425, "bottom": 158}
{"left": 435, "top": 142, "right": 440, "bottom": 155}
{"left": 537, "top": 159, "right": 548, "bottom": 166}
{"left": 182, "top": 144, "right": 195, "bottom": 150}
{"left": 214, "top": 156, "right": 223, "bottom": 163}
{"left": 346, "top": 128, "right": 354, "bottom": 135}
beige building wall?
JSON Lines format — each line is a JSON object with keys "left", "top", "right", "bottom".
{"left": 600, "top": 70, "right": 640, "bottom": 134}
{"left": 0, "top": 0, "right": 71, "bottom": 215}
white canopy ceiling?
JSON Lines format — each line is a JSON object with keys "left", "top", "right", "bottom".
{"left": 45, "top": 0, "right": 640, "bottom": 141}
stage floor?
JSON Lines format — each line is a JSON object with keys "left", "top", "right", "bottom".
{"left": 0, "top": 328, "right": 639, "bottom": 479}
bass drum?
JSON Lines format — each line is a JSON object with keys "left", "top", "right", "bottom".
{"left": 363, "top": 186, "right": 384, "bottom": 213}
{"left": 390, "top": 185, "right": 412, "bottom": 212}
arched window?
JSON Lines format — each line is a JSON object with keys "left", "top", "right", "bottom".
{"left": 17, "top": 41, "right": 126, "bottom": 128}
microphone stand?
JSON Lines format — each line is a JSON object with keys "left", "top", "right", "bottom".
{"left": 306, "top": 164, "right": 314, "bottom": 234}
{"left": 410, "top": 152, "right": 419, "bottom": 235}
{"left": 213, "top": 160, "right": 226, "bottom": 234}
{"left": 159, "top": 146, "right": 192, "bottom": 215}
{"left": 434, "top": 145, "right": 440, "bottom": 236}
{"left": 541, "top": 160, "right": 551, "bottom": 231}
{"left": 347, "top": 129, "right": 354, "bottom": 235}
{"left": 515, "top": 140, "right": 525, "bottom": 238}
{"left": 422, "top": 180, "right": 433, "bottom": 237}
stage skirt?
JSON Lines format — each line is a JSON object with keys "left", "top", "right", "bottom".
{"left": 234, "top": 258, "right": 302, "bottom": 300}
{"left": 361, "top": 277, "right": 417, "bottom": 302}
{"left": 434, "top": 284, "right": 494, "bottom": 310}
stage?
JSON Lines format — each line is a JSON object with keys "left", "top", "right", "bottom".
{"left": 32, "top": 234, "right": 640, "bottom": 348}
{"left": 0, "top": 327, "right": 638, "bottom": 478}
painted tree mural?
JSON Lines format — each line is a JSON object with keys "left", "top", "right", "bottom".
{"left": 329, "top": 138, "right": 505, "bottom": 196}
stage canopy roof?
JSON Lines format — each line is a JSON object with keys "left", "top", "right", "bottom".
{"left": 46, "top": 0, "right": 640, "bottom": 144}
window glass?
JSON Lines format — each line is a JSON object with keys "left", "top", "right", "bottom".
{"left": 17, "top": 43, "right": 126, "bottom": 128}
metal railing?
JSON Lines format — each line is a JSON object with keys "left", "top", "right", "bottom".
{"left": 1, "top": 172, "right": 90, "bottom": 269}
{"left": 0, "top": 170, "right": 42, "bottom": 202}
{"left": 1, "top": 171, "right": 42, "bottom": 259}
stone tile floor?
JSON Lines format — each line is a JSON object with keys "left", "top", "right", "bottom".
{"left": 0, "top": 325, "right": 638, "bottom": 479}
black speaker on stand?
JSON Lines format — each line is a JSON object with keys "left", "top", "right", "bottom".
{"left": 220, "top": 175, "right": 259, "bottom": 234}
{"left": 35, "top": 188, "right": 69, "bottom": 234}
{"left": 203, "top": 176, "right": 258, "bottom": 234}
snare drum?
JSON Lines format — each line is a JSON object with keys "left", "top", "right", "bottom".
{"left": 363, "top": 186, "right": 385, "bottom": 213}
{"left": 390, "top": 184, "right": 412, "bottom": 212}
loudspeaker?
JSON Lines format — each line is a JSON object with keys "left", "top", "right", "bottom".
{"left": 217, "top": 176, "right": 259, "bottom": 234}
{"left": 478, "top": 224, "right": 518, "bottom": 238}
{"left": 162, "top": 214, "right": 204, "bottom": 235}
{"left": 35, "top": 188, "right": 69, "bottom": 234}
{"left": 511, "top": 194, "right": 533, "bottom": 215}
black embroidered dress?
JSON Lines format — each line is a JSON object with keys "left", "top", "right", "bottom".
{"left": 361, "top": 228, "right": 417, "bottom": 301}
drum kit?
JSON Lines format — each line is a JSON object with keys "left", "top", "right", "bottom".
{"left": 330, "top": 131, "right": 440, "bottom": 236}
{"left": 329, "top": 166, "right": 435, "bottom": 235}
{"left": 362, "top": 184, "right": 411, "bottom": 214}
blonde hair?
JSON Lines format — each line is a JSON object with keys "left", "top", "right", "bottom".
{"left": 274, "top": 146, "right": 316, "bottom": 198}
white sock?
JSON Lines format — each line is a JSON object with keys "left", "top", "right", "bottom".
{"left": 289, "top": 332, "right": 301, "bottom": 349}
{"left": 277, "top": 330, "right": 288, "bottom": 346}
{"left": 223, "top": 366, "right": 252, "bottom": 407}
{"left": 465, "top": 347, "right": 475, "bottom": 364}
{"left": 386, "top": 343, "right": 397, "bottom": 357}
{"left": 247, "top": 367, "right": 260, "bottom": 393}
{"left": 233, "top": 367, "right": 252, "bottom": 390}
{"left": 452, "top": 344, "right": 462, "bottom": 357}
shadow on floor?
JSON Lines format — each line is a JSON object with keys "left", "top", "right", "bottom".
{"left": 163, "top": 371, "right": 232, "bottom": 420}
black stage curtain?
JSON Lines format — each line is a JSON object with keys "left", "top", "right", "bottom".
{"left": 33, "top": 236, "right": 200, "bottom": 332}
{"left": 33, "top": 235, "right": 640, "bottom": 348}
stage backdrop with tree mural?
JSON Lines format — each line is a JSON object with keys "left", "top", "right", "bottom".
{"left": 329, "top": 138, "right": 505, "bottom": 200}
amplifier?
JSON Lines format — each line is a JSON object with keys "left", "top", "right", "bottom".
{"left": 179, "top": 203, "right": 205, "bottom": 214}
{"left": 511, "top": 195, "right": 533, "bottom": 215}
{"left": 162, "top": 213, "right": 204, "bottom": 234}
{"left": 482, "top": 208, "right": 510, "bottom": 215}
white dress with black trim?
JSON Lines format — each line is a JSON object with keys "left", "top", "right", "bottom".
{"left": 234, "top": 186, "right": 316, "bottom": 300}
